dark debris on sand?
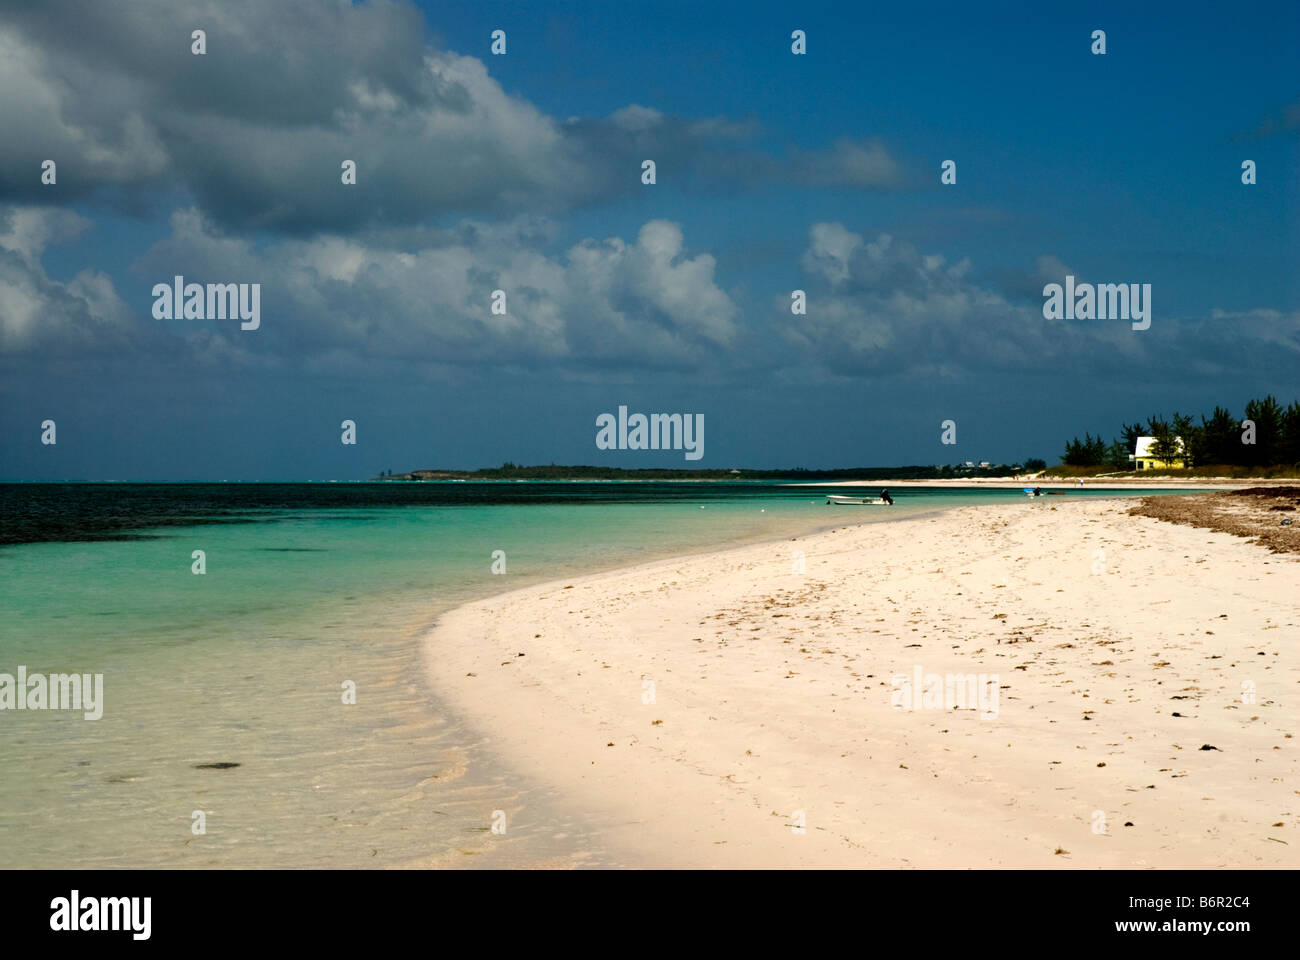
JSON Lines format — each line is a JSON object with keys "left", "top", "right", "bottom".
{"left": 1128, "top": 487, "right": 1300, "bottom": 554}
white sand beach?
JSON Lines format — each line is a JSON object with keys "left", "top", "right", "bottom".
{"left": 423, "top": 498, "right": 1299, "bottom": 868}
{"left": 796, "top": 478, "right": 1255, "bottom": 489}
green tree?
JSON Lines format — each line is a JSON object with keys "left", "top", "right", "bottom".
{"left": 1120, "top": 422, "right": 1145, "bottom": 455}
{"left": 1171, "top": 412, "right": 1198, "bottom": 468}
{"left": 1148, "top": 421, "right": 1183, "bottom": 467}
{"left": 1243, "top": 396, "right": 1283, "bottom": 466}
{"left": 1063, "top": 434, "right": 1107, "bottom": 466}
{"left": 1199, "top": 406, "right": 1238, "bottom": 465}
{"left": 1280, "top": 400, "right": 1300, "bottom": 466}
{"left": 1105, "top": 440, "right": 1129, "bottom": 469}
{"left": 1143, "top": 415, "right": 1186, "bottom": 466}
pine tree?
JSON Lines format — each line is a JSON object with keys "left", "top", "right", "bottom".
{"left": 1120, "top": 422, "right": 1144, "bottom": 455}
{"left": 1149, "top": 427, "right": 1182, "bottom": 467}
{"left": 1199, "top": 407, "right": 1238, "bottom": 465}
{"left": 1171, "top": 413, "right": 1197, "bottom": 468}
{"left": 1280, "top": 400, "right": 1300, "bottom": 466}
{"left": 1105, "top": 440, "right": 1129, "bottom": 469}
{"left": 1243, "top": 396, "right": 1283, "bottom": 466}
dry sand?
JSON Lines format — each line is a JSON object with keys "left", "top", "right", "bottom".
{"left": 1130, "top": 487, "right": 1300, "bottom": 555}
{"left": 800, "top": 478, "right": 1258, "bottom": 489}
{"left": 423, "top": 498, "right": 1299, "bottom": 868}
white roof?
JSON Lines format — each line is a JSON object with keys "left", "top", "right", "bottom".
{"left": 1134, "top": 435, "right": 1184, "bottom": 458}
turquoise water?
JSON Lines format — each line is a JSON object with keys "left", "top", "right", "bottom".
{"left": 0, "top": 482, "right": 1195, "bottom": 867}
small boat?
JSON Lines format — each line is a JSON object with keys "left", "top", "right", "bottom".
{"left": 827, "top": 494, "right": 892, "bottom": 505}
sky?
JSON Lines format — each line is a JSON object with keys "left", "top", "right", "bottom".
{"left": 1, "top": 0, "right": 1297, "bottom": 480}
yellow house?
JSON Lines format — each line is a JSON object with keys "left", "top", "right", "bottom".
{"left": 1131, "top": 435, "right": 1186, "bottom": 470}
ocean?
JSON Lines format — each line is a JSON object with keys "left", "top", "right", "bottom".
{"left": 0, "top": 481, "right": 1193, "bottom": 867}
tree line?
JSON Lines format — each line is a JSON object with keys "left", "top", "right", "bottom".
{"left": 1062, "top": 396, "right": 1300, "bottom": 468}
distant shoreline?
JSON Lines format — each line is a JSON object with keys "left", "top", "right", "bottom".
{"left": 377, "top": 467, "right": 1299, "bottom": 485}
{"left": 375, "top": 474, "right": 1282, "bottom": 489}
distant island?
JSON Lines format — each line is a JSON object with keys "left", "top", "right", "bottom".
{"left": 374, "top": 394, "right": 1300, "bottom": 483}
{"left": 372, "top": 460, "right": 1048, "bottom": 482}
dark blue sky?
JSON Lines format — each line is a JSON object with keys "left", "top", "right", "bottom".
{"left": 2, "top": 0, "right": 1297, "bottom": 479}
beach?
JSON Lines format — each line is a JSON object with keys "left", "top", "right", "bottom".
{"left": 424, "top": 496, "right": 1300, "bottom": 868}
{"left": 797, "top": 478, "right": 1256, "bottom": 489}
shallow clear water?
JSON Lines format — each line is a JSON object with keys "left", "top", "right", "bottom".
{"left": 0, "top": 482, "right": 1195, "bottom": 867}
